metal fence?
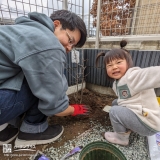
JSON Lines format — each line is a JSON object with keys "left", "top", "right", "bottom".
{"left": 87, "top": 0, "right": 160, "bottom": 48}
{"left": 65, "top": 49, "right": 160, "bottom": 95}
{"left": 0, "top": 0, "right": 84, "bottom": 24}
{"left": 88, "top": 0, "right": 160, "bottom": 37}
{"left": 1, "top": 0, "right": 160, "bottom": 40}
{"left": 84, "top": 49, "right": 160, "bottom": 86}
{"left": 83, "top": 49, "right": 160, "bottom": 96}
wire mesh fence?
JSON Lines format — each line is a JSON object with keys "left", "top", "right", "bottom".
{"left": 89, "top": 0, "right": 160, "bottom": 37}
{"left": 132, "top": 0, "right": 160, "bottom": 35}
{"left": 0, "top": 0, "right": 83, "bottom": 25}
{"left": 0, "top": 0, "right": 160, "bottom": 38}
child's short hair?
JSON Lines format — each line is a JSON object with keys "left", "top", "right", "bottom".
{"left": 96, "top": 40, "right": 134, "bottom": 69}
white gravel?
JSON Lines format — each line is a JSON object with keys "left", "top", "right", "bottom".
{"left": 44, "top": 120, "right": 150, "bottom": 160}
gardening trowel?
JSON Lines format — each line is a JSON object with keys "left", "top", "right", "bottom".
{"left": 60, "top": 146, "right": 83, "bottom": 160}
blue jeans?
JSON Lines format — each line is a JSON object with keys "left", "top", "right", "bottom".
{"left": 0, "top": 78, "right": 48, "bottom": 133}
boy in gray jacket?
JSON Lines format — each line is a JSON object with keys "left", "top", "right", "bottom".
{"left": 0, "top": 10, "right": 88, "bottom": 146}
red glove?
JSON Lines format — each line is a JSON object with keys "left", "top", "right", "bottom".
{"left": 71, "top": 104, "right": 89, "bottom": 116}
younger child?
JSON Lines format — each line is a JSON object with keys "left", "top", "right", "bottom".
{"left": 96, "top": 40, "right": 160, "bottom": 146}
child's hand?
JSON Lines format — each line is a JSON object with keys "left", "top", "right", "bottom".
{"left": 71, "top": 104, "right": 90, "bottom": 116}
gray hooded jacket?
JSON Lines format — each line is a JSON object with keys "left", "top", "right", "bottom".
{"left": 0, "top": 12, "right": 69, "bottom": 116}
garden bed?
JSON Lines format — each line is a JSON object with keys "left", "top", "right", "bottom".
{"left": 0, "top": 89, "right": 150, "bottom": 160}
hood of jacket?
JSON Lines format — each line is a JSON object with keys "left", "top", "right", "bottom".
{"left": 15, "top": 12, "right": 54, "bottom": 32}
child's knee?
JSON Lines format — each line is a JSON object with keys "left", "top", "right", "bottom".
{"left": 112, "top": 99, "right": 118, "bottom": 106}
{"left": 109, "top": 106, "right": 118, "bottom": 118}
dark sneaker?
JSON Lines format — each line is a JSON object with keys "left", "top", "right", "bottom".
{"left": 0, "top": 125, "right": 18, "bottom": 146}
{"left": 15, "top": 124, "right": 64, "bottom": 146}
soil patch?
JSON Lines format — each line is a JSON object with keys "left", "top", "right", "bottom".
{"left": 0, "top": 89, "right": 116, "bottom": 160}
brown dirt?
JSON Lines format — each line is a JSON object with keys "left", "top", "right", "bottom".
{"left": 0, "top": 89, "right": 116, "bottom": 160}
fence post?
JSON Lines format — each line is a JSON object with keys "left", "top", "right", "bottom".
{"left": 82, "top": 0, "right": 84, "bottom": 21}
{"left": 131, "top": 0, "right": 140, "bottom": 35}
{"left": 62, "top": 0, "right": 68, "bottom": 10}
{"left": 87, "top": 0, "right": 91, "bottom": 38}
{"left": 95, "top": 0, "right": 101, "bottom": 49}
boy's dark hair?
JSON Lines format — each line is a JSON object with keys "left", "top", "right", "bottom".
{"left": 50, "top": 10, "right": 87, "bottom": 48}
{"left": 96, "top": 40, "right": 134, "bottom": 78}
